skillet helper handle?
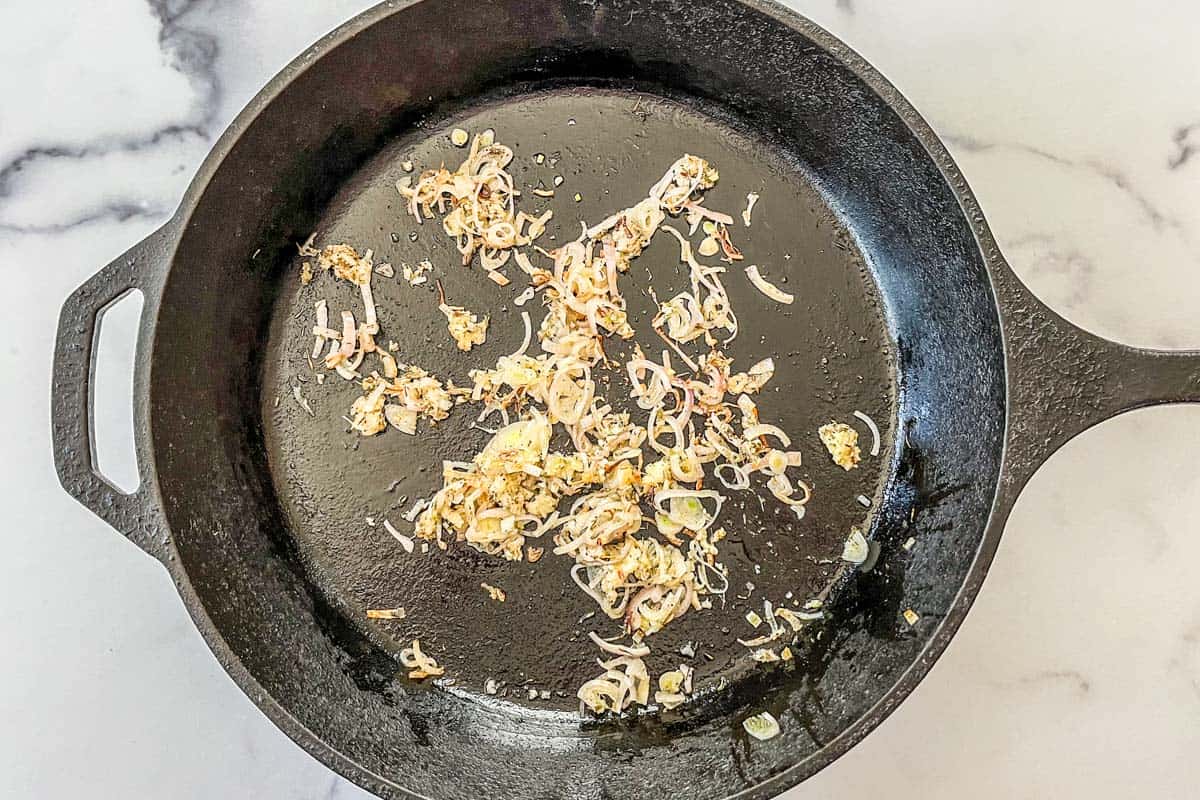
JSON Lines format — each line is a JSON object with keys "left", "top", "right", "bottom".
{"left": 999, "top": 272, "right": 1200, "bottom": 496}
{"left": 52, "top": 223, "right": 174, "bottom": 563}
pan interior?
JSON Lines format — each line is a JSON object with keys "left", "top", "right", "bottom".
{"left": 261, "top": 86, "right": 895, "bottom": 713}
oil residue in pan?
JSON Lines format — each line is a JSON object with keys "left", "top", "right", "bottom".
{"left": 261, "top": 85, "right": 896, "bottom": 713}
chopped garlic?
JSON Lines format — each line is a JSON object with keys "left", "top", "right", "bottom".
{"left": 317, "top": 243, "right": 373, "bottom": 285}
{"left": 385, "top": 405, "right": 418, "bottom": 434}
{"left": 743, "top": 711, "right": 780, "bottom": 741}
{"left": 438, "top": 282, "right": 489, "bottom": 351}
{"left": 402, "top": 260, "right": 432, "bottom": 286}
{"left": 818, "top": 421, "right": 861, "bottom": 470}
{"left": 658, "top": 670, "right": 685, "bottom": 694}
{"left": 842, "top": 528, "right": 869, "bottom": 565}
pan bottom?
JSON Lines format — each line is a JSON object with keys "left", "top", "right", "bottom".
{"left": 261, "top": 84, "right": 895, "bottom": 714}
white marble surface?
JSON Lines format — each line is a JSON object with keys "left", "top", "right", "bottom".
{"left": 2, "top": 0, "right": 1198, "bottom": 797}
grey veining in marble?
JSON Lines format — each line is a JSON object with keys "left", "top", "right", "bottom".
{"left": 1, "top": 1, "right": 1196, "bottom": 798}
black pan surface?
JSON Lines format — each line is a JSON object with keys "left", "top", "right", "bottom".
{"left": 262, "top": 86, "right": 895, "bottom": 708}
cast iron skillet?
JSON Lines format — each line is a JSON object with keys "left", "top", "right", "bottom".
{"left": 51, "top": 0, "right": 1200, "bottom": 798}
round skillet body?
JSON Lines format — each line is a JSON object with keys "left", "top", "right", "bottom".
{"left": 148, "top": 0, "right": 1008, "bottom": 798}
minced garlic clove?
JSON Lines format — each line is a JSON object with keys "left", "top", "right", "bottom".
{"left": 818, "top": 421, "right": 861, "bottom": 470}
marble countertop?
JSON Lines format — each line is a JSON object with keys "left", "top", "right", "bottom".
{"left": 3, "top": 1, "right": 1197, "bottom": 797}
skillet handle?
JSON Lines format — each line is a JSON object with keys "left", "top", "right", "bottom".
{"left": 997, "top": 269, "right": 1200, "bottom": 498}
{"left": 52, "top": 223, "right": 174, "bottom": 563}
